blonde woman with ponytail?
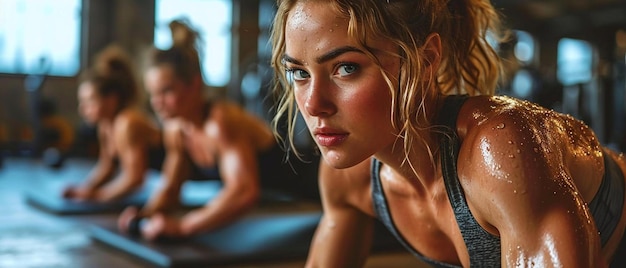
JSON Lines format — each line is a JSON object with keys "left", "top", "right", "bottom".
{"left": 118, "top": 19, "right": 318, "bottom": 240}
{"left": 270, "top": 0, "right": 626, "bottom": 267}
{"left": 64, "top": 45, "right": 162, "bottom": 202}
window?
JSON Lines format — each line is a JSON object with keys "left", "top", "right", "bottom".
{"left": 514, "top": 30, "right": 536, "bottom": 66}
{"left": 0, "top": 0, "right": 82, "bottom": 77}
{"left": 155, "top": 0, "right": 232, "bottom": 87}
{"left": 557, "top": 38, "right": 595, "bottom": 86}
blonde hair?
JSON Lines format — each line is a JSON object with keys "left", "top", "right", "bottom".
{"left": 271, "top": 0, "right": 505, "bottom": 164}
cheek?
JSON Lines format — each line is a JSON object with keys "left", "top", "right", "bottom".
{"left": 81, "top": 104, "right": 100, "bottom": 119}
{"left": 162, "top": 95, "right": 177, "bottom": 108}
{"left": 294, "top": 89, "right": 306, "bottom": 112}
{"left": 352, "top": 84, "right": 393, "bottom": 126}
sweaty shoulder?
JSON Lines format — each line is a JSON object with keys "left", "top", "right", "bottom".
{"left": 456, "top": 95, "right": 603, "bottom": 183}
{"left": 454, "top": 95, "right": 604, "bottom": 226}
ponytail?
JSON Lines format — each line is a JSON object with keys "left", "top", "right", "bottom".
{"left": 81, "top": 44, "right": 139, "bottom": 110}
{"left": 147, "top": 18, "right": 204, "bottom": 84}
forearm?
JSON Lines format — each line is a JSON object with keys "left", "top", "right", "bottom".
{"left": 83, "top": 161, "right": 115, "bottom": 190}
{"left": 179, "top": 185, "right": 260, "bottom": 236}
{"left": 141, "top": 155, "right": 188, "bottom": 215}
{"left": 306, "top": 215, "right": 373, "bottom": 268}
{"left": 141, "top": 183, "right": 182, "bottom": 215}
{"left": 92, "top": 171, "right": 145, "bottom": 202}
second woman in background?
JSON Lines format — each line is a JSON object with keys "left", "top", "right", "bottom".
{"left": 118, "top": 19, "right": 318, "bottom": 240}
{"left": 63, "top": 45, "right": 162, "bottom": 202}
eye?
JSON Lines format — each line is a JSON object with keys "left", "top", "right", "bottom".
{"left": 337, "top": 64, "right": 358, "bottom": 77}
{"left": 286, "top": 68, "right": 310, "bottom": 81}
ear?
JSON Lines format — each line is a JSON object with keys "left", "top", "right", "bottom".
{"left": 422, "top": 33, "right": 442, "bottom": 77}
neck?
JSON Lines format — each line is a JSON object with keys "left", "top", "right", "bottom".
{"left": 375, "top": 132, "right": 440, "bottom": 187}
{"left": 181, "top": 99, "right": 208, "bottom": 127}
{"left": 374, "top": 94, "right": 445, "bottom": 192}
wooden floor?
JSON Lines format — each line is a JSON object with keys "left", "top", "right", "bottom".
{"left": 0, "top": 157, "right": 430, "bottom": 268}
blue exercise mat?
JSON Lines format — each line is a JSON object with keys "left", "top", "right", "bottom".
{"left": 24, "top": 171, "right": 296, "bottom": 215}
{"left": 90, "top": 211, "right": 322, "bottom": 267}
{"left": 88, "top": 210, "right": 403, "bottom": 267}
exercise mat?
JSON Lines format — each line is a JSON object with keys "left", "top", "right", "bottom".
{"left": 22, "top": 169, "right": 219, "bottom": 215}
{"left": 90, "top": 211, "right": 322, "bottom": 267}
{"left": 89, "top": 211, "right": 404, "bottom": 267}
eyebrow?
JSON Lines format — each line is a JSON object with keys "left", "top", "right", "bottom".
{"left": 282, "top": 46, "right": 365, "bottom": 66}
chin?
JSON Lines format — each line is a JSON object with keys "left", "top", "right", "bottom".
{"left": 157, "top": 112, "right": 173, "bottom": 120}
{"left": 321, "top": 151, "right": 361, "bottom": 169}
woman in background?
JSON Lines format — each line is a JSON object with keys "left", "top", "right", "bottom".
{"left": 63, "top": 45, "right": 162, "bottom": 202}
{"left": 118, "top": 19, "right": 318, "bottom": 240}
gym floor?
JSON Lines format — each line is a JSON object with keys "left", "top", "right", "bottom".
{"left": 0, "top": 158, "right": 428, "bottom": 268}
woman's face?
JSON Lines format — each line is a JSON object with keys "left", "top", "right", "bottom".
{"left": 284, "top": 1, "right": 401, "bottom": 168}
{"left": 144, "top": 66, "right": 189, "bottom": 120}
{"left": 77, "top": 81, "right": 114, "bottom": 124}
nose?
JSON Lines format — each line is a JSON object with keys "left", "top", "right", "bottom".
{"left": 303, "top": 79, "right": 336, "bottom": 117}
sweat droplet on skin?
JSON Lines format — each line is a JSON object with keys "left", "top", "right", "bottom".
{"left": 495, "top": 123, "right": 505, "bottom": 129}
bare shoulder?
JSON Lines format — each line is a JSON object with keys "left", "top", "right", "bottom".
{"left": 319, "top": 158, "right": 375, "bottom": 215}
{"left": 204, "top": 100, "right": 242, "bottom": 130}
{"left": 112, "top": 108, "right": 160, "bottom": 146}
{"left": 455, "top": 95, "right": 604, "bottom": 227}
{"left": 457, "top": 95, "right": 603, "bottom": 187}
{"left": 207, "top": 100, "right": 242, "bottom": 124}
{"left": 113, "top": 108, "right": 155, "bottom": 129}
{"left": 161, "top": 119, "right": 185, "bottom": 150}
{"left": 205, "top": 100, "right": 272, "bottom": 148}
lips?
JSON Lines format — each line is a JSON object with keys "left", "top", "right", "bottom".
{"left": 313, "top": 128, "right": 348, "bottom": 147}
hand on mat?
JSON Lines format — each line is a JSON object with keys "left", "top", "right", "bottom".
{"left": 119, "top": 207, "right": 183, "bottom": 240}
{"left": 118, "top": 206, "right": 141, "bottom": 234}
{"left": 62, "top": 185, "right": 94, "bottom": 201}
{"left": 141, "top": 213, "right": 184, "bottom": 240}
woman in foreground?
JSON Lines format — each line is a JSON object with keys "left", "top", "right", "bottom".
{"left": 270, "top": 0, "right": 626, "bottom": 267}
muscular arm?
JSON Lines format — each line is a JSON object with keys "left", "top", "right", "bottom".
{"left": 91, "top": 118, "right": 152, "bottom": 202}
{"left": 178, "top": 136, "right": 261, "bottom": 235}
{"left": 306, "top": 160, "right": 374, "bottom": 268}
{"left": 459, "top": 109, "right": 605, "bottom": 267}
{"left": 141, "top": 124, "right": 190, "bottom": 215}
{"left": 63, "top": 127, "right": 115, "bottom": 200}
